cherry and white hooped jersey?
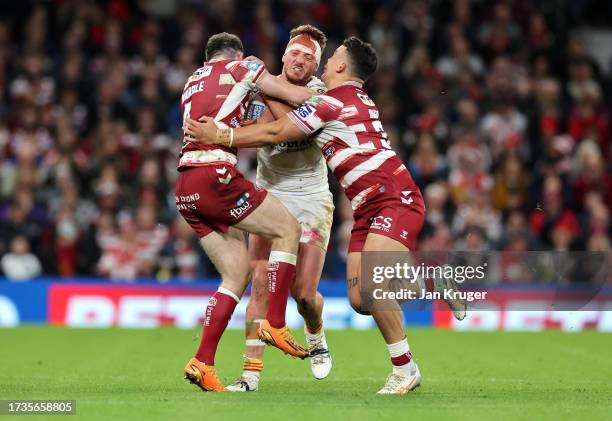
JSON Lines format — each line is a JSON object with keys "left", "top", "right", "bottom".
{"left": 287, "top": 81, "right": 420, "bottom": 211}
{"left": 251, "top": 76, "right": 329, "bottom": 194}
{"left": 178, "top": 59, "right": 266, "bottom": 169}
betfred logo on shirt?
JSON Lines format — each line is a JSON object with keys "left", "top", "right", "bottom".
{"left": 230, "top": 193, "right": 252, "bottom": 218}
{"left": 370, "top": 215, "right": 393, "bottom": 232}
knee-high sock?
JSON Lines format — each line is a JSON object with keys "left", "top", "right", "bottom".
{"left": 195, "top": 287, "right": 239, "bottom": 365}
{"left": 266, "top": 251, "right": 297, "bottom": 328}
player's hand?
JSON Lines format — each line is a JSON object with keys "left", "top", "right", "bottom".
{"left": 244, "top": 55, "right": 265, "bottom": 66}
{"left": 184, "top": 117, "right": 216, "bottom": 144}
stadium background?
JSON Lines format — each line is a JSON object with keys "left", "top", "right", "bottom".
{"left": 0, "top": 0, "right": 611, "bottom": 332}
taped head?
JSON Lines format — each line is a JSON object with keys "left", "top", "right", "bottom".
{"left": 284, "top": 34, "right": 322, "bottom": 67}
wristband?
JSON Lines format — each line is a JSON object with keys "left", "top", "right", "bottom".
{"left": 229, "top": 128, "right": 234, "bottom": 148}
{"left": 215, "top": 129, "right": 231, "bottom": 146}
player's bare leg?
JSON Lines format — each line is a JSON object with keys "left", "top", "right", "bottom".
{"left": 184, "top": 227, "right": 251, "bottom": 392}
{"left": 434, "top": 270, "right": 467, "bottom": 321}
{"left": 246, "top": 241, "right": 327, "bottom": 332}
{"left": 235, "top": 194, "right": 307, "bottom": 358}
{"left": 346, "top": 233, "right": 421, "bottom": 395}
{"left": 292, "top": 244, "right": 325, "bottom": 330}
{"left": 292, "top": 243, "right": 331, "bottom": 379}
{"left": 243, "top": 235, "right": 272, "bottom": 359}
{"left": 227, "top": 237, "right": 269, "bottom": 392}
{"left": 228, "top": 236, "right": 330, "bottom": 391}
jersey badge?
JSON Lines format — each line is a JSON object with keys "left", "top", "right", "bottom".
{"left": 245, "top": 61, "right": 262, "bottom": 72}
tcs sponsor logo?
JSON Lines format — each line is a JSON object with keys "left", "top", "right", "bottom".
{"left": 370, "top": 215, "right": 393, "bottom": 232}
{"left": 297, "top": 104, "right": 314, "bottom": 118}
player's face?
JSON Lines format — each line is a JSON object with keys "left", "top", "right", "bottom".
{"left": 282, "top": 49, "right": 317, "bottom": 85}
{"left": 322, "top": 45, "right": 347, "bottom": 84}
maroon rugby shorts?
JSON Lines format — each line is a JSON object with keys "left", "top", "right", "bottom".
{"left": 175, "top": 164, "right": 267, "bottom": 237}
{"left": 348, "top": 189, "right": 425, "bottom": 252}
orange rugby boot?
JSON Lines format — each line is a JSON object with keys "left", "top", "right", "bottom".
{"left": 257, "top": 320, "right": 308, "bottom": 359}
{"left": 183, "top": 357, "right": 227, "bottom": 392}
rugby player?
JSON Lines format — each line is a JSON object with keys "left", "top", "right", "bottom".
{"left": 227, "top": 25, "right": 333, "bottom": 393}
{"left": 185, "top": 36, "right": 466, "bottom": 394}
{"left": 178, "top": 32, "right": 319, "bottom": 392}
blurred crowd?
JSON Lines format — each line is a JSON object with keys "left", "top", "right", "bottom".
{"left": 0, "top": 0, "right": 610, "bottom": 282}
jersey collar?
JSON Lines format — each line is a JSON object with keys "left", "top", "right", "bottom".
{"left": 339, "top": 80, "right": 364, "bottom": 89}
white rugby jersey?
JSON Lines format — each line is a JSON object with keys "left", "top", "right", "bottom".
{"left": 248, "top": 77, "right": 330, "bottom": 195}
{"left": 287, "top": 81, "right": 419, "bottom": 211}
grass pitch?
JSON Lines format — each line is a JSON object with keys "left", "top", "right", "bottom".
{"left": 1, "top": 327, "right": 611, "bottom": 420}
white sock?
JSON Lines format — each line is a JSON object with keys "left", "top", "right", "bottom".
{"left": 245, "top": 339, "right": 265, "bottom": 347}
{"left": 243, "top": 370, "right": 260, "bottom": 381}
{"left": 387, "top": 337, "right": 413, "bottom": 375}
{"left": 242, "top": 346, "right": 264, "bottom": 382}
{"left": 304, "top": 325, "right": 323, "bottom": 340}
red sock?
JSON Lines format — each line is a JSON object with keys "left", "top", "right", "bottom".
{"left": 195, "top": 287, "right": 239, "bottom": 365}
{"left": 391, "top": 351, "right": 412, "bottom": 366}
{"left": 266, "top": 251, "right": 297, "bottom": 328}
{"left": 388, "top": 337, "right": 412, "bottom": 367}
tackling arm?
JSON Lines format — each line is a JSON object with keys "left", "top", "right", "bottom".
{"left": 184, "top": 114, "right": 307, "bottom": 148}
{"left": 256, "top": 72, "right": 314, "bottom": 107}
{"left": 257, "top": 103, "right": 276, "bottom": 124}
{"left": 262, "top": 96, "right": 294, "bottom": 120}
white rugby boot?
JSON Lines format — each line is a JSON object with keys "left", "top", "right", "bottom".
{"left": 377, "top": 361, "right": 421, "bottom": 395}
{"left": 226, "top": 357, "right": 263, "bottom": 392}
{"left": 305, "top": 326, "right": 332, "bottom": 380}
{"left": 226, "top": 372, "right": 260, "bottom": 392}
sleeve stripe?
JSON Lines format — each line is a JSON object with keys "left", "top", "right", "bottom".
{"left": 252, "top": 65, "right": 266, "bottom": 83}
{"left": 301, "top": 115, "right": 315, "bottom": 131}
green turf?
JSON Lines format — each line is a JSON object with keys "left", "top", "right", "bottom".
{"left": 0, "top": 327, "right": 611, "bottom": 420}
